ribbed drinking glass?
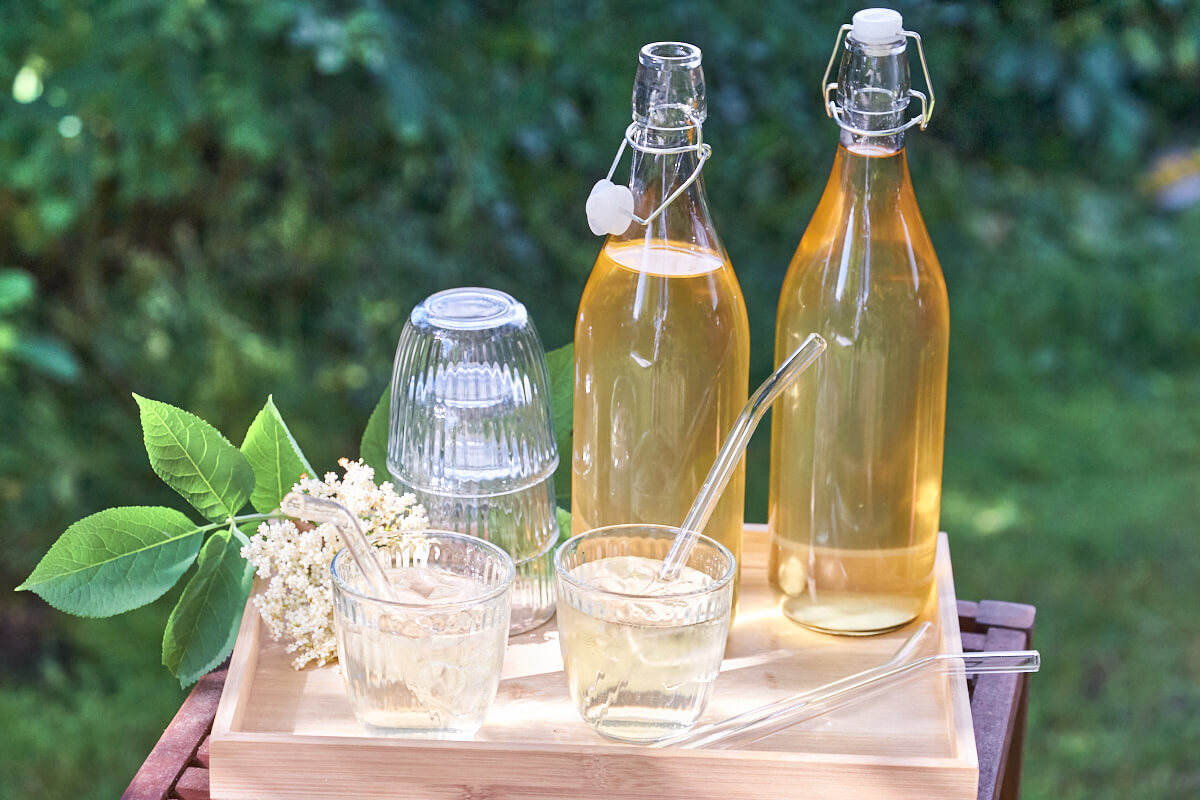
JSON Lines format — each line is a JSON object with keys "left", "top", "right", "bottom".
{"left": 388, "top": 287, "right": 560, "bottom": 634}
{"left": 330, "top": 531, "right": 515, "bottom": 738}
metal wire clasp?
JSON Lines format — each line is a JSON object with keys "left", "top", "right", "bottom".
{"left": 603, "top": 121, "right": 712, "bottom": 227}
{"left": 820, "top": 24, "right": 936, "bottom": 138}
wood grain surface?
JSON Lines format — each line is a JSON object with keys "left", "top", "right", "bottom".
{"left": 207, "top": 527, "right": 979, "bottom": 800}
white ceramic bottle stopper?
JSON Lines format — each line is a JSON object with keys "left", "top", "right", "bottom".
{"left": 585, "top": 178, "right": 635, "bottom": 236}
{"left": 850, "top": 7, "right": 903, "bottom": 44}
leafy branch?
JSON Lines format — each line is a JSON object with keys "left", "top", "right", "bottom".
{"left": 16, "top": 343, "right": 574, "bottom": 685}
{"left": 17, "top": 393, "right": 312, "bottom": 686}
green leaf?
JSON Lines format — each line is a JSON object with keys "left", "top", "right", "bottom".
{"left": 360, "top": 384, "right": 391, "bottom": 484}
{"left": 162, "top": 526, "right": 254, "bottom": 687}
{"left": 556, "top": 506, "right": 572, "bottom": 544}
{"left": 545, "top": 342, "right": 574, "bottom": 506}
{"left": 134, "top": 394, "right": 255, "bottom": 523}
{"left": 241, "top": 395, "right": 313, "bottom": 513}
{"left": 16, "top": 507, "right": 202, "bottom": 617}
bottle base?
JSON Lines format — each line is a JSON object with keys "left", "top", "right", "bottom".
{"left": 780, "top": 590, "right": 927, "bottom": 636}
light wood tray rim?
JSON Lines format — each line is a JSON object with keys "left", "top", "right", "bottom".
{"left": 210, "top": 527, "right": 977, "bottom": 799}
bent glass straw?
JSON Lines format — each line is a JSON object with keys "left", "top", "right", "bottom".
{"left": 280, "top": 492, "right": 400, "bottom": 603}
{"left": 656, "top": 646, "right": 1041, "bottom": 749}
{"left": 657, "top": 332, "right": 827, "bottom": 582}
{"left": 649, "top": 621, "right": 931, "bottom": 747}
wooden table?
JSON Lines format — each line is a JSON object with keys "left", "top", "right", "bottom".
{"left": 122, "top": 598, "right": 1034, "bottom": 800}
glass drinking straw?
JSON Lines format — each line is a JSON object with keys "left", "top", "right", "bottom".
{"left": 280, "top": 492, "right": 401, "bottom": 603}
{"left": 653, "top": 628, "right": 1041, "bottom": 749}
{"left": 656, "top": 333, "right": 827, "bottom": 582}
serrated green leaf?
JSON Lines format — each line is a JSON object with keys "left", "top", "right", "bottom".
{"left": 360, "top": 384, "right": 391, "bottom": 484}
{"left": 545, "top": 342, "right": 574, "bottom": 506}
{"left": 162, "top": 526, "right": 254, "bottom": 686}
{"left": 241, "top": 395, "right": 313, "bottom": 513}
{"left": 16, "top": 507, "right": 201, "bottom": 617}
{"left": 134, "top": 394, "right": 255, "bottom": 523}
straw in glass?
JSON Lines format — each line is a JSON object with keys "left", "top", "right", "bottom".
{"left": 657, "top": 333, "right": 826, "bottom": 582}
{"left": 280, "top": 492, "right": 400, "bottom": 603}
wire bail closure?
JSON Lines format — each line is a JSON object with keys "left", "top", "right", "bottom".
{"left": 585, "top": 120, "right": 712, "bottom": 236}
{"left": 820, "top": 24, "right": 935, "bottom": 138}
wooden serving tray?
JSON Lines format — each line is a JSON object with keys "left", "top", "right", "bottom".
{"left": 210, "top": 528, "right": 977, "bottom": 799}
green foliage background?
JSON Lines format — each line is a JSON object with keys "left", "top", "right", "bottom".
{"left": 2, "top": 1, "right": 1198, "bottom": 797}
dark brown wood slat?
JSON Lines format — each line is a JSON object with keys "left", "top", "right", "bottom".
{"left": 195, "top": 736, "right": 211, "bottom": 769}
{"left": 971, "top": 627, "right": 1027, "bottom": 800}
{"left": 961, "top": 631, "right": 987, "bottom": 652}
{"left": 957, "top": 600, "right": 981, "bottom": 633}
{"left": 172, "top": 767, "right": 210, "bottom": 800}
{"left": 122, "top": 669, "right": 226, "bottom": 800}
{"left": 995, "top": 602, "right": 1035, "bottom": 800}
{"left": 976, "top": 600, "right": 1036, "bottom": 636}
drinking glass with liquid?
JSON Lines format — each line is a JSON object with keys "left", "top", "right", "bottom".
{"left": 554, "top": 524, "right": 735, "bottom": 743}
{"left": 330, "top": 531, "right": 515, "bottom": 738}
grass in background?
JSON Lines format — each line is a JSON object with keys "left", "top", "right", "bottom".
{"left": 944, "top": 372, "right": 1200, "bottom": 799}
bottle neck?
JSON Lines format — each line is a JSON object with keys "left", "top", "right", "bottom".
{"left": 609, "top": 41, "right": 721, "bottom": 251}
{"left": 835, "top": 35, "right": 911, "bottom": 155}
{"left": 615, "top": 121, "right": 721, "bottom": 251}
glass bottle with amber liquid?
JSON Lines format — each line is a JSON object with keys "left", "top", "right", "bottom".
{"left": 574, "top": 42, "right": 750, "bottom": 601}
{"left": 769, "top": 9, "right": 949, "bottom": 634}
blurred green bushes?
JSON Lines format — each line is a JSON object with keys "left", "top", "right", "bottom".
{"left": 2, "top": 1, "right": 1198, "bottom": 551}
{"left": 2, "top": 1, "right": 1199, "bottom": 798}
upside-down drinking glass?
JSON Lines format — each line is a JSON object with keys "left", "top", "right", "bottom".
{"left": 387, "top": 287, "right": 560, "bottom": 634}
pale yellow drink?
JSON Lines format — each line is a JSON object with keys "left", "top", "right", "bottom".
{"left": 556, "top": 555, "right": 726, "bottom": 742}
{"left": 573, "top": 240, "right": 750, "bottom": 603}
{"left": 769, "top": 145, "right": 948, "bottom": 634}
{"left": 333, "top": 566, "right": 509, "bottom": 737}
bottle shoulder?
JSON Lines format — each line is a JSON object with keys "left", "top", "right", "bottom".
{"left": 782, "top": 149, "right": 943, "bottom": 292}
{"left": 777, "top": 167, "right": 947, "bottom": 338}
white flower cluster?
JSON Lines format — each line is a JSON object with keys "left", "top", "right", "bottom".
{"left": 241, "top": 458, "right": 428, "bottom": 669}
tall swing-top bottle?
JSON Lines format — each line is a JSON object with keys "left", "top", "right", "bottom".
{"left": 769, "top": 9, "right": 949, "bottom": 634}
{"left": 574, "top": 42, "right": 750, "bottom": 599}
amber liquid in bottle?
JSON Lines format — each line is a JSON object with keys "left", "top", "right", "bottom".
{"left": 573, "top": 240, "right": 750, "bottom": 594}
{"left": 573, "top": 42, "right": 750, "bottom": 607}
{"left": 768, "top": 140, "right": 949, "bottom": 635}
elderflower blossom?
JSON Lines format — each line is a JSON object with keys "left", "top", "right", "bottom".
{"left": 241, "top": 458, "right": 428, "bottom": 669}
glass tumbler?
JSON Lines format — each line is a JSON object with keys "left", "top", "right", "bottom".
{"left": 510, "top": 537, "right": 558, "bottom": 634}
{"left": 554, "top": 524, "right": 735, "bottom": 743}
{"left": 388, "top": 287, "right": 560, "bottom": 634}
{"left": 330, "top": 531, "right": 515, "bottom": 739}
